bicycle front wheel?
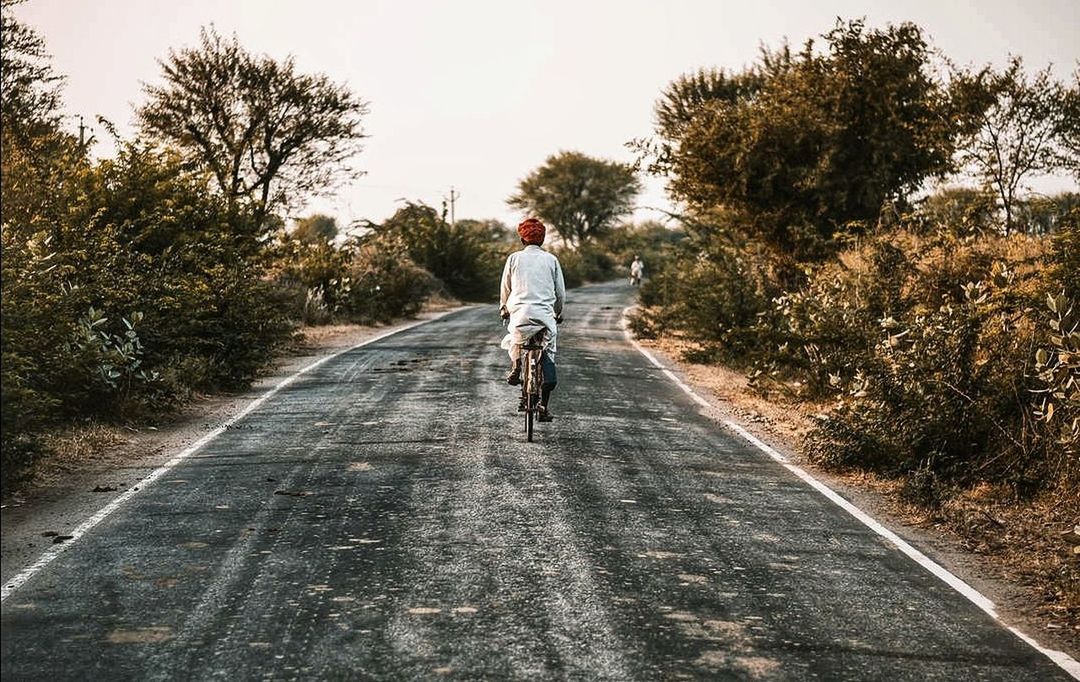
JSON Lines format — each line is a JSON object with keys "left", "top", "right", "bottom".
{"left": 522, "top": 359, "right": 534, "bottom": 442}
{"left": 525, "top": 394, "right": 534, "bottom": 442}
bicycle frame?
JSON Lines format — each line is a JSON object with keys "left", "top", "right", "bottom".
{"left": 520, "top": 331, "right": 546, "bottom": 442}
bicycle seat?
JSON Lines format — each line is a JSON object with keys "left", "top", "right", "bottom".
{"left": 521, "top": 331, "right": 546, "bottom": 351}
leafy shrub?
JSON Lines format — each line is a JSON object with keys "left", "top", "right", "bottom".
{"left": 302, "top": 286, "right": 333, "bottom": 325}
{"left": 550, "top": 244, "right": 618, "bottom": 288}
{"left": 1049, "top": 207, "right": 1080, "bottom": 297}
{"left": 787, "top": 229, "right": 1071, "bottom": 496}
{"left": 373, "top": 203, "right": 509, "bottom": 301}
{"left": 1032, "top": 293, "right": 1078, "bottom": 475}
{"left": 337, "top": 238, "right": 432, "bottom": 322}
{"left": 72, "top": 308, "right": 158, "bottom": 403}
{"left": 633, "top": 226, "right": 783, "bottom": 362}
{"left": 806, "top": 278, "right": 1040, "bottom": 485}
{"left": 1, "top": 227, "right": 66, "bottom": 480}
{"left": 272, "top": 236, "right": 353, "bottom": 314}
{"left": 637, "top": 209, "right": 1075, "bottom": 497}
{"left": 1, "top": 141, "right": 296, "bottom": 487}
{"left": 1031, "top": 215, "right": 1079, "bottom": 486}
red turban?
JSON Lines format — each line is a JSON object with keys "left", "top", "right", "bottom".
{"left": 517, "top": 218, "right": 546, "bottom": 245}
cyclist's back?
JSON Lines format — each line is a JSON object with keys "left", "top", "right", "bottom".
{"left": 504, "top": 247, "right": 562, "bottom": 317}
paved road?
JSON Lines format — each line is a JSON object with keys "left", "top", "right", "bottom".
{"left": 1, "top": 282, "right": 1071, "bottom": 680}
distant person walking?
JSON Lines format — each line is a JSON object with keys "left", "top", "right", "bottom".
{"left": 629, "top": 255, "right": 645, "bottom": 287}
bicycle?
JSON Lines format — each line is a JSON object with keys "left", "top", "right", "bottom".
{"left": 519, "top": 330, "right": 547, "bottom": 442}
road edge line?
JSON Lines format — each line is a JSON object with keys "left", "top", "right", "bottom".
{"left": 0, "top": 307, "right": 469, "bottom": 604}
{"left": 619, "top": 307, "right": 1080, "bottom": 679}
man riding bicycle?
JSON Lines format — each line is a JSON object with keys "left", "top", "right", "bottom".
{"left": 500, "top": 218, "right": 566, "bottom": 422}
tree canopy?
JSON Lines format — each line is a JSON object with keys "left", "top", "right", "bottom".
{"left": 0, "top": 0, "right": 63, "bottom": 137}
{"left": 137, "top": 27, "right": 368, "bottom": 225}
{"left": 960, "top": 57, "right": 1075, "bottom": 233}
{"left": 1062, "top": 68, "right": 1080, "bottom": 182}
{"left": 371, "top": 202, "right": 507, "bottom": 301}
{"left": 292, "top": 214, "right": 339, "bottom": 244}
{"left": 645, "top": 19, "right": 987, "bottom": 259}
{"left": 508, "top": 151, "right": 642, "bottom": 247}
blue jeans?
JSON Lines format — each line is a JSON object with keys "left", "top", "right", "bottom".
{"left": 540, "top": 351, "right": 558, "bottom": 389}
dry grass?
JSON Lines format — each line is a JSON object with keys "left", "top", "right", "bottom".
{"left": 35, "top": 422, "right": 135, "bottom": 486}
{"left": 644, "top": 334, "right": 825, "bottom": 446}
{"left": 291, "top": 295, "right": 464, "bottom": 351}
{"left": 293, "top": 323, "right": 372, "bottom": 349}
{"left": 934, "top": 485, "right": 1079, "bottom": 632}
{"left": 420, "top": 292, "right": 464, "bottom": 312}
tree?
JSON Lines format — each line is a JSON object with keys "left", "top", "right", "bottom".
{"left": 1, "top": 0, "right": 86, "bottom": 236}
{"left": 293, "top": 214, "right": 339, "bottom": 244}
{"left": 645, "top": 19, "right": 984, "bottom": 259}
{"left": 654, "top": 68, "right": 764, "bottom": 145}
{"left": 508, "top": 151, "right": 642, "bottom": 247}
{"left": 631, "top": 67, "right": 765, "bottom": 179}
{"left": 960, "top": 57, "right": 1072, "bottom": 234}
{"left": 137, "top": 27, "right": 368, "bottom": 226}
{"left": 0, "top": 0, "right": 63, "bottom": 137}
{"left": 1057, "top": 67, "right": 1080, "bottom": 182}
{"left": 371, "top": 202, "right": 505, "bottom": 301}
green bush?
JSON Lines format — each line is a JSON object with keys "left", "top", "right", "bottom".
{"left": 373, "top": 203, "right": 510, "bottom": 301}
{"left": 1032, "top": 293, "right": 1078, "bottom": 482}
{"left": 549, "top": 244, "right": 618, "bottom": 288}
{"left": 1, "top": 141, "right": 296, "bottom": 487}
{"left": 632, "top": 225, "right": 782, "bottom": 363}
{"left": 806, "top": 279, "right": 1039, "bottom": 485}
{"left": 1, "top": 227, "right": 66, "bottom": 479}
{"left": 270, "top": 235, "right": 354, "bottom": 321}
{"left": 1031, "top": 215, "right": 1079, "bottom": 485}
{"left": 269, "top": 228, "right": 439, "bottom": 324}
{"left": 344, "top": 237, "right": 437, "bottom": 322}
{"left": 785, "top": 229, "right": 1071, "bottom": 496}
{"left": 636, "top": 209, "right": 1075, "bottom": 497}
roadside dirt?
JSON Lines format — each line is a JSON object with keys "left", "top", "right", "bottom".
{"left": 0, "top": 305, "right": 467, "bottom": 585}
{"left": 640, "top": 335, "right": 1080, "bottom": 660}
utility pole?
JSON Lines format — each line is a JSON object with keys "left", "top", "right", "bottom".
{"left": 445, "top": 186, "right": 461, "bottom": 228}
{"left": 76, "top": 115, "right": 94, "bottom": 150}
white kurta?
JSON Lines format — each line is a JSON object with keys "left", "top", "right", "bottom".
{"left": 499, "top": 245, "right": 566, "bottom": 360}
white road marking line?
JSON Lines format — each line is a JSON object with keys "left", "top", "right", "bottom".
{"left": 1, "top": 309, "right": 467, "bottom": 604}
{"left": 620, "top": 307, "right": 1080, "bottom": 679}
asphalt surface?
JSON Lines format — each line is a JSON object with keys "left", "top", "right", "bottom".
{"left": 1, "top": 281, "right": 1070, "bottom": 680}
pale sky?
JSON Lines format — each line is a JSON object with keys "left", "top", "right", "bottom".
{"left": 12, "top": 0, "right": 1080, "bottom": 229}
